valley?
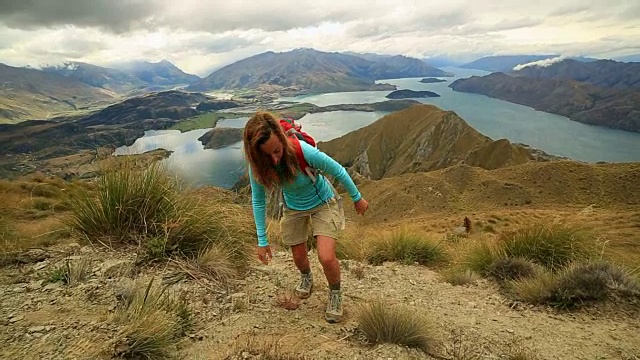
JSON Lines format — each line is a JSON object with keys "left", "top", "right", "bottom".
{"left": 1, "top": 46, "right": 639, "bottom": 360}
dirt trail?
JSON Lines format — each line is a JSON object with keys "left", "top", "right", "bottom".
{"left": 0, "top": 238, "right": 639, "bottom": 359}
{"left": 180, "top": 248, "right": 640, "bottom": 360}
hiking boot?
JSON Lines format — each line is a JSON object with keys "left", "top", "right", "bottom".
{"left": 295, "top": 272, "right": 313, "bottom": 299}
{"left": 325, "top": 289, "right": 343, "bottom": 323}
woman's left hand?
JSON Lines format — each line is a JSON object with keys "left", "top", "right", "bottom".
{"left": 354, "top": 198, "right": 369, "bottom": 215}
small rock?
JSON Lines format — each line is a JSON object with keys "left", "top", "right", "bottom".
{"left": 231, "top": 292, "right": 246, "bottom": 300}
{"left": 28, "top": 326, "right": 46, "bottom": 333}
{"left": 12, "top": 287, "right": 26, "bottom": 293}
{"left": 80, "top": 246, "right": 93, "bottom": 254}
{"left": 33, "top": 261, "right": 49, "bottom": 271}
{"left": 27, "top": 280, "right": 44, "bottom": 290}
{"left": 44, "top": 282, "right": 63, "bottom": 291}
{"left": 9, "top": 315, "right": 24, "bottom": 323}
{"left": 101, "top": 260, "right": 134, "bottom": 278}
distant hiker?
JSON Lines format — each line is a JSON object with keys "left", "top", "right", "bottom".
{"left": 243, "top": 111, "right": 369, "bottom": 323}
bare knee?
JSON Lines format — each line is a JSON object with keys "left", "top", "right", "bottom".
{"left": 316, "top": 236, "right": 337, "bottom": 267}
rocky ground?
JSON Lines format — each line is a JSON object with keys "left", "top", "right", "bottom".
{"left": 1, "top": 238, "right": 638, "bottom": 360}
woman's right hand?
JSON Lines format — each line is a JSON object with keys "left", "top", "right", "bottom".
{"left": 257, "top": 245, "right": 272, "bottom": 265}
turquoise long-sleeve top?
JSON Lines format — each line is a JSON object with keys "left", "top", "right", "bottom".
{"left": 249, "top": 141, "right": 362, "bottom": 247}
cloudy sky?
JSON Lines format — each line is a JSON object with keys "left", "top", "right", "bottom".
{"left": 0, "top": 0, "right": 638, "bottom": 76}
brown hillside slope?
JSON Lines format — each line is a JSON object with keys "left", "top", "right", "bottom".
{"left": 0, "top": 64, "right": 116, "bottom": 123}
{"left": 347, "top": 161, "right": 640, "bottom": 224}
{"left": 318, "top": 104, "right": 550, "bottom": 180}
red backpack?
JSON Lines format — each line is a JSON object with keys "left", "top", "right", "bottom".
{"left": 279, "top": 117, "right": 318, "bottom": 183}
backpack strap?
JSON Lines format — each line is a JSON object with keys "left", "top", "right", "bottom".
{"left": 289, "top": 136, "right": 317, "bottom": 184}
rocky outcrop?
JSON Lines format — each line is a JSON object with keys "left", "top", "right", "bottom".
{"left": 419, "top": 78, "right": 447, "bottom": 83}
{"left": 198, "top": 128, "right": 244, "bottom": 149}
{"left": 385, "top": 90, "right": 440, "bottom": 99}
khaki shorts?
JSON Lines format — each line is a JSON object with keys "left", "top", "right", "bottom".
{"left": 280, "top": 197, "right": 346, "bottom": 247}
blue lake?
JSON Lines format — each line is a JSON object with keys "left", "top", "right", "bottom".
{"left": 116, "top": 67, "right": 640, "bottom": 188}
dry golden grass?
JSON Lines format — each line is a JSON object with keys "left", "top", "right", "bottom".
{"left": 510, "top": 270, "right": 557, "bottom": 305}
{"left": 510, "top": 261, "right": 640, "bottom": 309}
{"left": 0, "top": 173, "right": 80, "bottom": 257}
{"left": 111, "top": 278, "right": 191, "bottom": 359}
{"left": 439, "top": 267, "right": 481, "bottom": 286}
{"left": 367, "top": 227, "right": 447, "bottom": 266}
{"left": 355, "top": 299, "right": 438, "bottom": 353}
{"left": 335, "top": 224, "right": 374, "bottom": 262}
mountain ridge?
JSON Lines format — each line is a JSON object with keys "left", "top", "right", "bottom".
{"left": 42, "top": 61, "right": 148, "bottom": 94}
{"left": 449, "top": 72, "right": 640, "bottom": 132}
{"left": 317, "top": 104, "right": 556, "bottom": 180}
{"left": 188, "top": 48, "right": 451, "bottom": 93}
{"left": 515, "top": 59, "right": 640, "bottom": 90}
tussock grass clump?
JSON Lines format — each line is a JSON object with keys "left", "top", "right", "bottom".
{"left": 499, "top": 224, "right": 596, "bottom": 271}
{"left": 112, "top": 279, "right": 191, "bottom": 359}
{"left": 68, "top": 164, "right": 183, "bottom": 245}
{"left": 488, "top": 257, "right": 537, "bottom": 282}
{"left": 511, "top": 271, "right": 556, "bottom": 305}
{"left": 512, "top": 261, "right": 640, "bottom": 309}
{"left": 194, "top": 242, "right": 240, "bottom": 283}
{"left": 356, "top": 300, "right": 437, "bottom": 353}
{"left": 335, "top": 227, "right": 370, "bottom": 262}
{"left": 547, "top": 262, "right": 640, "bottom": 309}
{"left": 67, "top": 164, "right": 253, "bottom": 266}
{"left": 440, "top": 267, "right": 481, "bottom": 286}
{"left": 464, "top": 240, "right": 502, "bottom": 275}
{"left": 368, "top": 228, "right": 446, "bottom": 266}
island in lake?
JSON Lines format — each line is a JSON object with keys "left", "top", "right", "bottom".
{"left": 385, "top": 89, "right": 440, "bottom": 99}
{"left": 419, "top": 78, "right": 447, "bottom": 83}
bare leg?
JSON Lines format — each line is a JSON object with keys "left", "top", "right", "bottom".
{"left": 316, "top": 235, "right": 340, "bottom": 287}
{"left": 291, "top": 242, "right": 311, "bottom": 273}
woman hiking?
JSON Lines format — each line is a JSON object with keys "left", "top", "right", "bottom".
{"left": 243, "top": 111, "right": 369, "bottom": 323}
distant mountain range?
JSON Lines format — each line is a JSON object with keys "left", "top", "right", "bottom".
{"left": 43, "top": 60, "right": 201, "bottom": 93}
{"left": 188, "top": 48, "right": 452, "bottom": 93}
{"left": 112, "top": 60, "right": 201, "bottom": 87}
{"left": 450, "top": 59, "right": 640, "bottom": 132}
{"left": 514, "top": 59, "right": 640, "bottom": 90}
{"left": 42, "top": 62, "right": 148, "bottom": 94}
{"left": 460, "top": 55, "right": 597, "bottom": 73}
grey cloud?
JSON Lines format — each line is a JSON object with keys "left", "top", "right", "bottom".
{"left": 0, "top": 0, "right": 160, "bottom": 32}
{"left": 156, "top": 1, "right": 386, "bottom": 33}
{"left": 451, "top": 17, "right": 543, "bottom": 35}
{"left": 176, "top": 34, "right": 257, "bottom": 54}
{"left": 347, "top": 8, "right": 471, "bottom": 40}
{"left": 617, "top": 3, "right": 640, "bottom": 21}
{"left": 548, "top": 4, "right": 590, "bottom": 17}
{"left": 0, "top": 0, "right": 385, "bottom": 33}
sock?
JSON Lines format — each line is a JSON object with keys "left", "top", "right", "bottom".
{"left": 301, "top": 268, "right": 311, "bottom": 275}
{"left": 329, "top": 282, "right": 340, "bottom": 291}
